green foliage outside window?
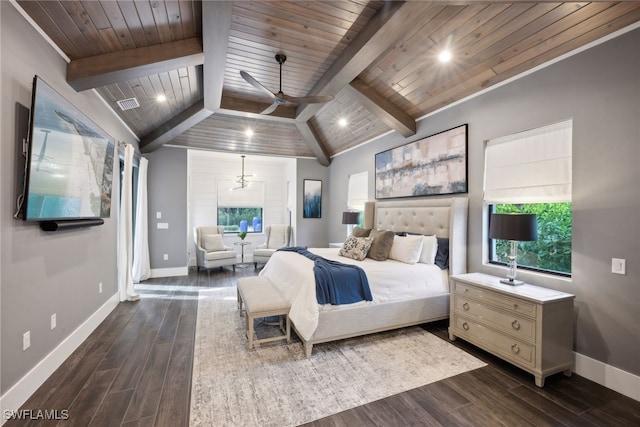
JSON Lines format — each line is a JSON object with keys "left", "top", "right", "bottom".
{"left": 217, "top": 207, "right": 262, "bottom": 233}
{"left": 492, "top": 203, "right": 572, "bottom": 275}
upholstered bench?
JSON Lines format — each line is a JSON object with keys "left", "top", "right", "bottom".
{"left": 237, "top": 276, "right": 291, "bottom": 350}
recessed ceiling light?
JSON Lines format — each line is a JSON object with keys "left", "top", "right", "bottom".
{"left": 338, "top": 118, "right": 348, "bottom": 127}
{"left": 156, "top": 94, "right": 167, "bottom": 102}
{"left": 245, "top": 128, "right": 254, "bottom": 137}
{"left": 438, "top": 50, "right": 452, "bottom": 63}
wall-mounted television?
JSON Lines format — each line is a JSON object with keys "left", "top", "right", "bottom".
{"left": 21, "top": 76, "right": 115, "bottom": 224}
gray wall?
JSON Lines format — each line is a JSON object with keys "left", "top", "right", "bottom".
{"left": 328, "top": 28, "right": 640, "bottom": 376}
{"left": 295, "top": 159, "right": 329, "bottom": 248}
{"left": 1, "top": 2, "right": 138, "bottom": 392}
{"left": 145, "top": 147, "right": 188, "bottom": 269}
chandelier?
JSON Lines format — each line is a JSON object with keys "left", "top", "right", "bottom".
{"left": 233, "top": 155, "right": 253, "bottom": 190}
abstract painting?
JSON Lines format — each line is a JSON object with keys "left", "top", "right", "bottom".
{"left": 303, "top": 179, "right": 322, "bottom": 218}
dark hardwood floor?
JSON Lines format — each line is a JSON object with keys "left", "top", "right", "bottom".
{"left": 8, "top": 267, "right": 640, "bottom": 426}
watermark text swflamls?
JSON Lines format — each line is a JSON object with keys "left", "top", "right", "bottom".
{"left": 3, "top": 409, "right": 69, "bottom": 421}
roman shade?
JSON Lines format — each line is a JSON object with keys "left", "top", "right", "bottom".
{"left": 484, "top": 120, "right": 572, "bottom": 204}
{"left": 347, "top": 171, "right": 368, "bottom": 211}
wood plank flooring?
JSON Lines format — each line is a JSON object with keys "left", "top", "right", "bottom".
{"left": 7, "top": 267, "right": 640, "bottom": 426}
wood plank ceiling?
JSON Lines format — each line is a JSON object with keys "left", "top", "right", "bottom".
{"left": 15, "top": 1, "right": 640, "bottom": 165}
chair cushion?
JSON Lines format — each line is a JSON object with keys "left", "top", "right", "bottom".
{"left": 203, "top": 234, "right": 225, "bottom": 251}
{"left": 204, "top": 250, "right": 236, "bottom": 261}
{"left": 254, "top": 248, "right": 276, "bottom": 257}
{"left": 267, "top": 225, "right": 288, "bottom": 249}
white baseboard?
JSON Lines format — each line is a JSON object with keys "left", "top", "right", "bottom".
{"left": 0, "top": 293, "right": 120, "bottom": 424}
{"left": 574, "top": 352, "right": 640, "bottom": 402}
{"left": 150, "top": 266, "right": 188, "bottom": 278}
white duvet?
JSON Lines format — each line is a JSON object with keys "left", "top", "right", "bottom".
{"left": 259, "top": 248, "right": 448, "bottom": 341}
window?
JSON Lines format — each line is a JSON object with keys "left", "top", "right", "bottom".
{"left": 217, "top": 207, "right": 263, "bottom": 233}
{"left": 217, "top": 179, "right": 264, "bottom": 233}
{"left": 490, "top": 203, "right": 572, "bottom": 275}
{"left": 347, "top": 171, "right": 368, "bottom": 227}
{"left": 484, "top": 120, "right": 572, "bottom": 276}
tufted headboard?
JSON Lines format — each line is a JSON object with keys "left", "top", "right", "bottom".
{"left": 363, "top": 197, "right": 468, "bottom": 276}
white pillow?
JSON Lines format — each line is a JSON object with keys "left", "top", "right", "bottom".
{"left": 388, "top": 235, "right": 423, "bottom": 264}
{"left": 203, "top": 234, "right": 225, "bottom": 252}
{"left": 419, "top": 235, "right": 438, "bottom": 264}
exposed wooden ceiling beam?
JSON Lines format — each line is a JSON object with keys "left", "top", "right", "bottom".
{"left": 220, "top": 95, "right": 296, "bottom": 122}
{"left": 346, "top": 78, "right": 416, "bottom": 138}
{"left": 140, "top": 100, "right": 212, "bottom": 153}
{"left": 67, "top": 38, "right": 203, "bottom": 91}
{"left": 295, "top": 1, "right": 430, "bottom": 122}
{"left": 202, "top": 1, "right": 233, "bottom": 111}
{"left": 295, "top": 121, "right": 330, "bottom": 166}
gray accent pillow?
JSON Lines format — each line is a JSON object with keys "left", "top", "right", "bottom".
{"left": 351, "top": 226, "right": 371, "bottom": 237}
{"left": 367, "top": 229, "right": 395, "bottom": 261}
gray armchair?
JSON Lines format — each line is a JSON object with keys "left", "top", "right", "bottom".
{"left": 194, "top": 226, "right": 237, "bottom": 271}
{"left": 253, "top": 225, "right": 292, "bottom": 269}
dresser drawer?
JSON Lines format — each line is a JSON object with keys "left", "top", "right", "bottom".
{"left": 453, "top": 316, "right": 536, "bottom": 369}
{"left": 453, "top": 282, "right": 537, "bottom": 318}
{"left": 454, "top": 295, "right": 536, "bottom": 343}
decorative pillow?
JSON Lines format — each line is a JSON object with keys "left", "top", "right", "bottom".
{"left": 351, "top": 226, "right": 371, "bottom": 237}
{"left": 388, "top": 235, "right": 423, "bottom": 264}
{"left": 339, "top": 236, "right": 373, "bottom": 261}
{"left": 435, "top": 237, "right": 450, "bottom": 270}
{"left": 366, "top": 229, "right": 395, "bottom": 261}
{"left": 202, "top": 234, "right": 225, "bottom": 252}
{"left": 418, "top": 235, "right": 438, "bottom": 264}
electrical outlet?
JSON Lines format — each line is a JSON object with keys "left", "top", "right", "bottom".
{"left": 99, "top": 282, "right": 103, "bottom": 293}
{"left": 163, "top": 254, "right": 169, "bottom": 261}
{"left": 612, "top": 258, "right": 626, "bottom": 275}
{"left": 51, "top": 313, "right": 56, "bottom": 330}
{"left": 23, "top": 331, "right": 30, "bottom": 351}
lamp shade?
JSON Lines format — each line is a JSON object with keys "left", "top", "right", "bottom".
{"left": 489, "top": 213, "right": 538, "bottom": 241}
{"left": 342, "top": 211, "right": 360, "bottom": 225}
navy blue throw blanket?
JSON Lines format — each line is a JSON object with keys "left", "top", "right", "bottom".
{"left": 278, "top": 246, "right": 373, "bottom": 305}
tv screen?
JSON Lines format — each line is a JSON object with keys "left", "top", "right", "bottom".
{"left": 22, "top": 76, "right": 114, "bottom": 221}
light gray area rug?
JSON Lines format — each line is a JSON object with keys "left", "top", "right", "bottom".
{"left": 190, "top": 286, "right": 486, "bottom": 427}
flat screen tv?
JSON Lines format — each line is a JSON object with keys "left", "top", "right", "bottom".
{"left": 22, "top": 76, "right": 114, "bottom": 222}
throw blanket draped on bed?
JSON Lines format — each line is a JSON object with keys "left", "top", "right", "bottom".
{"left": 278, "top": 246, "right": 373, "bottom": 305}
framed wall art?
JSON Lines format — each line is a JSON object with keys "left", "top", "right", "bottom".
{"left": 375, "top": 124, "right": 468, "bottom": 199}
{"left": 303, "top": 179, "right": 322, "bottom": 218}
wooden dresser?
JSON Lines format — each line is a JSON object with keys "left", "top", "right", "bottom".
{"left": 449, "top": 273, "right": 575, "bottom": 387}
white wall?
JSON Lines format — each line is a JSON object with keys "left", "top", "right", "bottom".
{"left": 187, "top": 150, "right": 295, "bottom": 262}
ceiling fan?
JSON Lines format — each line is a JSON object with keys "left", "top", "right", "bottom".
{"left": 240, "top": 54, "right": 334, "bottom": 115}
{"left": 233, "top": 155, "right": 253, "bottom": 190}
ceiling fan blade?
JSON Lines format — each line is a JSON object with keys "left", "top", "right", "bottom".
{"left": 240, "top": 71, "right": 275, "bottom": 99}
{"left": 283, "top": 94, "right": 334, "bottom": 104}
{"left": 260, "top": 102, "right": 279, "bottom": 115}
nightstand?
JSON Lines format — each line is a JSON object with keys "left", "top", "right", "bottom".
{"left": 449, "top": 273, "right": 575, "bottom": 387}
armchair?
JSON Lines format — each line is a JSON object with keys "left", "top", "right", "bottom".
{"left": 253, "top": 225, "right": 292, "bottom": 269}
{"left": 194, "top": 226, "right": 237, "bottom": 271}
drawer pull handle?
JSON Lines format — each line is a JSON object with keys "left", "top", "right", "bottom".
{"left": 463, "top": 303, "right": 470, "bottom": 311}
{"left": 462, "top": 322, "right": 469, "bottom": 331}
{"left": 464, "top": 288, "right": 468, "bottom": 292}
{"left": 512, "top": 320, "right": 520, "bottom": 330}
{"left": 511, "top": 344, "right": 520, "bottom": 354}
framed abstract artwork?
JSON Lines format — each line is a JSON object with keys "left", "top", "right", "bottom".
{"left": 375, "top": 124, "right": 468, "bottom": 199}
{"left": 303, "top": 179, "right": 322, "bottom": 218}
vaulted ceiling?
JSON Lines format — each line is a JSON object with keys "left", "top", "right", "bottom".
{"left": 16, "top": 1, "right": 640, "bottom": 165}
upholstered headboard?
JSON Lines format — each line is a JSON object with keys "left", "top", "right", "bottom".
{"left": 363, "top": 198, "right": 468, "bottom": 276}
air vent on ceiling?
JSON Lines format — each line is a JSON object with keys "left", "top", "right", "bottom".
{"left": 116, "top": 97, "right": 140, "bottom": 111}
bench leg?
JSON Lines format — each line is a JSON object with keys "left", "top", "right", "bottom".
{"left": 248, "top": 315, "right": 254, "bottom": 350}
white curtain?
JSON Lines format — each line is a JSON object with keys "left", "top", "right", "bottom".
{"left": 117, "top": 144, "right": 140, "bottom": 302}
{"left": 484, "top": 119, "right": 572, "bottom": 204}
{"left": 132, "top": 157, "right": 151, "bottom": 283}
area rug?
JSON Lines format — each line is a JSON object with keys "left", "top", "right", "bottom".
{"left": 189, "top": 286, "right": 486, "bottom": 426}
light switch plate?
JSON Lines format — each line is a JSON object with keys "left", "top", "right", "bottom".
{"left": 156, "top": 212, "right": 162, "bottom": 219}
{"left": 612, "top": 258, "right": 626, "bottom": 275}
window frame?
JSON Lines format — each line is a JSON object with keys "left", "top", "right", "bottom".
{"left": 216, "top": 206, "right": 263, "bottom": 234}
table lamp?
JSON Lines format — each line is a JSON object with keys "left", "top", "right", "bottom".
{"left": 489, "top": 213, "right": 538, "bottom": 285}
{"left": 342, "top": 211, "right": 360, "bottom": 239}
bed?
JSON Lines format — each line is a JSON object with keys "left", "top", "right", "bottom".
{"left": 260, "top": 197, "right": 468, "bottom": 357}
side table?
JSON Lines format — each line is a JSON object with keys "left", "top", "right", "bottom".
{"left": 234, "top": 241, "right": 252, "bottom": 268}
